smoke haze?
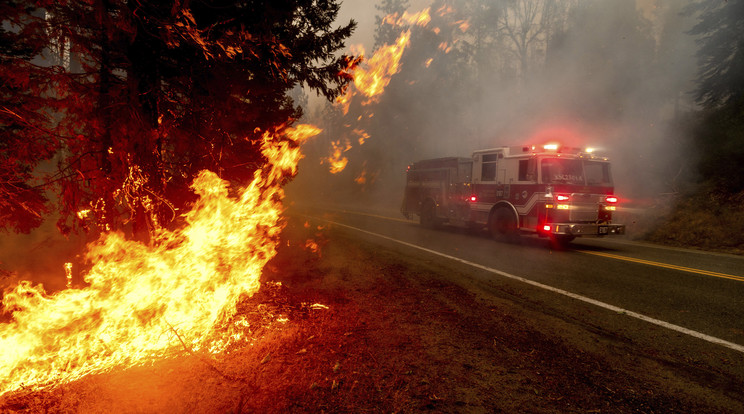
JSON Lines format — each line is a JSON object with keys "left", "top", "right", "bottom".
{"left": 290, "top": 0, "right": 701, "bottom": 225}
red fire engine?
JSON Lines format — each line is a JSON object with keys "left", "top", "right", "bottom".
{"left": 401, "top": 143, "right": 625, "bottom": 244}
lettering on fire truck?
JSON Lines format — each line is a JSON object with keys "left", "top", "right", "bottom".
{"left": 400, "top": 144, "right": 626, "bottom": 243}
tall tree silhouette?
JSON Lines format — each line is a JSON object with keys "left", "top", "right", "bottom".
{"left": 689, "top": 0, "right": 744, "bottom": 108}
{"left": 0, "top": 0, "right": 356, "bottom": 238}
{"left": 688, "top": 0, "right": 744, "bottom": 192}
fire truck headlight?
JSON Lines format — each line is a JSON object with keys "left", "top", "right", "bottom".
{"left": 557, "top": 204, "right": 570, "bottom": 210}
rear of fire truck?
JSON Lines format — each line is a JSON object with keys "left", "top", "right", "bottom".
{"left": 400, "top": 157, "right": 473, "bottom": 227}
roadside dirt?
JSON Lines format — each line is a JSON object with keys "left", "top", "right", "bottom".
{"left": 2, "top": 216, "right": 743, "bottom": 413}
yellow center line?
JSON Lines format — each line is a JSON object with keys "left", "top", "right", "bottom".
{"left": 579, "top": 250, "right": 744, "bottom": 283}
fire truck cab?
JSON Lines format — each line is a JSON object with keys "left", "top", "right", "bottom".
{"left": 401, "top": 144, "right": 625, "bottom": 243}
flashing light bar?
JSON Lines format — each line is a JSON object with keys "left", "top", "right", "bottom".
{"left": 543, "top": 143, "right": 559, "bottom": 151}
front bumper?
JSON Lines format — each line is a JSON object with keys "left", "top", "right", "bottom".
{"left": 549, "top": 223, "right": 625, "bottom": 237}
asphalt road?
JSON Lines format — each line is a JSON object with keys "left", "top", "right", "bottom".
{"left": 294, "top": 205, "right": 744, "bottom": 357}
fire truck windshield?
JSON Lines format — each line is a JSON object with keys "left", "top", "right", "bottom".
{"left": 540, "top": 158, "right": 612, "bottom": 186}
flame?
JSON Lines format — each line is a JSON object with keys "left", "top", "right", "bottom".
{"left": 304, "top": 240, "right": 320, "bottom": 255}
{"left": 322, "top": 139, "right": 350, "bottom": 174}
{"left": 353, "top": 129, "right": 370, "bottom": 146}
{"left": 349, "top": 30, "right": 411, "bottom": 104}
{"left": 63, "top": 262, "right": 72, "bottom": 289}
{"left": 455, "top": 19, "right": 470, "bottom": 32}
{"left": 0, "top": 124, "right": 320, "bottom": 397}
{"left": 354, "top": 169, "right": 367, "bottom": 185}
{"left": 437, "top": 5, "right": 455, "bottom": 16}
{"left": 382, "top": 8, "right": 431, "bottom": 27}
{"left": 335, "top": 86, "right": 352, "bottom": 115}
{"left": 323, "top": 8, "right": 432, "bottom": 175}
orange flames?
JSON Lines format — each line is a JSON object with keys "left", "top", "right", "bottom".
{"left": 0, "top": 124, "right": 320, "bottom": 397}
{"left": 322, "top": 139, "right": 352, "bottom": 174}
{"left": 349, "top": 31, "right": 411, "bottom": 105}
{"left": 344, "top": 8, "right": 431, "bottom": 104}
{"left": 326, "top": 8, "right": 431, "bottom": 175}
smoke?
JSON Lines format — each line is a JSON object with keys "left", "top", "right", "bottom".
{"left": 290, "top": 0, "right": 701, "bottom": 223}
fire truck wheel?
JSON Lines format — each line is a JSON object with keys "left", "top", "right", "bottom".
{"left": 489, "top": 206, "right": 518, "bottom": 240}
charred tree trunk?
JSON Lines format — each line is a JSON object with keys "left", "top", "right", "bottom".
{"left": 126, "top": 0, "right": 164, "bottom": 244}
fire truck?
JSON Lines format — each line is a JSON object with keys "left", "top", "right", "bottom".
{"left": 400, "top": 143, "right": 625, "bottom": 244}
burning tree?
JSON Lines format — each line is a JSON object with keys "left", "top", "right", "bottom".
{"left": 0, "top": 0, "right": 358, "bottom": 398}
{"left": 0, "top": 0, "right": 357, "bottom": 239}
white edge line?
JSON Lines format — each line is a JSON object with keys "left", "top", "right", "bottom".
{"left": 317, "top": 217, "right": 744, "bottom": 354}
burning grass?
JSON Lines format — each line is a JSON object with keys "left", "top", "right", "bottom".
{"left": 0, "top": 125, "right": 320, "bottom": 397}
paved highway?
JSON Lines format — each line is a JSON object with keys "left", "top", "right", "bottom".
{"left": 294, "top": 205, "right": 744, "bottom": 355}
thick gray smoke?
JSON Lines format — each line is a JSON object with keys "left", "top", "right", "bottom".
{"left": 290, "top": 0, "right": 700, "bottom": 229}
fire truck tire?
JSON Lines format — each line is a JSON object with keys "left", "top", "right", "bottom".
{"left": 489, "top": 206, "right": 518, "bottom": 240}
{"left": 419, "top": 200, "right": 440, "bottom": 228}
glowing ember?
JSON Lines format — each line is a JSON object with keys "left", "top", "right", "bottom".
{"left": 304, "top": 240, "right": 320, "bottom": 255}
{"left": 64, "top": 263, "right": 72, "bottom": 289}
{"left": 353, "top": 129, "right": 370, "bottom": 146}
{"left": 322, "top": 139, "right": 351, "bottom": 174}
{"left": 0, "top": 124, "right": 320, "bottom": 397}
{"left": 355, "top": 169, "right": 367, "bottom": 185}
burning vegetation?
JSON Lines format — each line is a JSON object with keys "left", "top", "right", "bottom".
{"left": 0, "top": 125, "right": 319, "bottom": 396}
{"left": 1, "top": 0, "right": 349, "bottom": 399}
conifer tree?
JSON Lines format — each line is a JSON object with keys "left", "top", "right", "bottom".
{"left": 0, "top": 0, "right": 356, "bottom": 237}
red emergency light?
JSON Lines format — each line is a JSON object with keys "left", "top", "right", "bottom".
{"left": 556, "top": 194, "right": 570, "bottom": 201}
{"left": 605, "top": 196, "right": 618, "bottom": 204}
